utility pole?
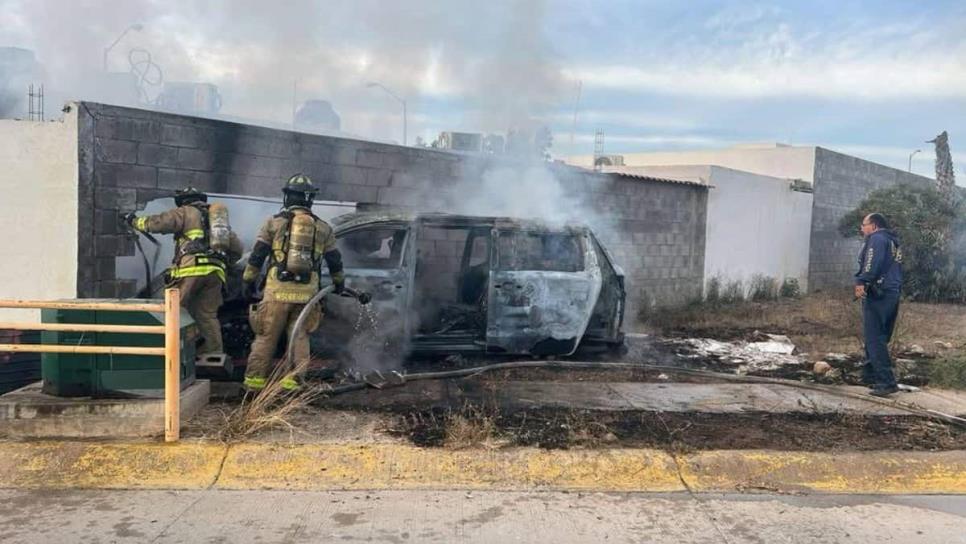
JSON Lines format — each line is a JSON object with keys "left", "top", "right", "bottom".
{"left": 908, "top": 149, "right": 921, "bottom": 172}
{"left": 569, "top": 80, "right": 582, "bottom": 148}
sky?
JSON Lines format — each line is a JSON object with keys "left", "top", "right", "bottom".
{"left": 1, "top": 0, "right": 963, "bottom": 179}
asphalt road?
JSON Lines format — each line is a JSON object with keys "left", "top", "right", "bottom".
{"left": 1, "top": 488, "right": 964, "bottom": 543}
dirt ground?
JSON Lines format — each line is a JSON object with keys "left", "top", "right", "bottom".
{"left": 385, "top": 407, "right": 966, "bottom": 452}
{"left": 181, "top": 294, "right": 966, "bottom": 451}
{"left": 639, "top": 293, "right": 966, "bottom": 359}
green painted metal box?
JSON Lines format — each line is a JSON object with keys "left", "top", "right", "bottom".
{"left": 40, "top": 300, "right": 197, "bottom": 398}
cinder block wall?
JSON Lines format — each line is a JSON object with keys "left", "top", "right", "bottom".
{"left": 76, "top": 102, "right": 707, "bottom": 311}
{"left": 808, "top": 147, "right": 932, "bottom": 291}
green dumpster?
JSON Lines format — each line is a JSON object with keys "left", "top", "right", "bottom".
{"left": 40, "top": 300, "right": 197, "bottom": 398}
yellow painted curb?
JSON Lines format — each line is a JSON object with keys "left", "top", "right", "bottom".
{"left": 1, "top": 441, "right": 965, "bottom": 493}
{"left": 679, "top": 450, "right": 966, "bottom": 494}
{"left": 217, "top": 444, "right": 683, "bottom": 491}
{"left": 0, "top": 441, "right": 227, "bottom": 489}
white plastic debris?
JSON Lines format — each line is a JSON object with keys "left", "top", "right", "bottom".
{"left": 813, "top": 361, "right": 832, "bottom": 375}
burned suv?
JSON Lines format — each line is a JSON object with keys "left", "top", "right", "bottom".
{"left": 303, "top": 212, "right": 626, "bottom": 359}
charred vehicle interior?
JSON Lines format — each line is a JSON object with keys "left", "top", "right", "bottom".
{"left": 217, "top": 211, "right": 626, "bottom": 368}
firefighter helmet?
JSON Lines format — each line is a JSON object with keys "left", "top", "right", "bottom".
{"left": 282, "top": 173, "right": 318, "bottom": 208}
{"left": 174, "top": 186, "right": 208, "bottom": 207}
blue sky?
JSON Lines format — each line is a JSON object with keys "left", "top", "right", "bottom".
{"left": 2, "top": 0, "right": 963, "bottom": 178}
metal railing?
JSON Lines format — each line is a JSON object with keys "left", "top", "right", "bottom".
{"left": 0, "top": 289, "right": 182, "bottom": 442}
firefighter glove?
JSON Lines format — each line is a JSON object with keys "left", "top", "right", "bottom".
{"left": 332, "top": 271, "right": 346, "bottom": 294}
{"left": 123, "top": 212, "right": 137, "bottom": 228}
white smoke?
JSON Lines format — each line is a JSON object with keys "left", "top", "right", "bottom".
{"left": 1, "top": 0, "right": 569, "bottom": 141}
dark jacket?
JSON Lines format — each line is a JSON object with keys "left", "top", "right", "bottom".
{"left": 855, "top": 229, "right": 903, "bottom": 293}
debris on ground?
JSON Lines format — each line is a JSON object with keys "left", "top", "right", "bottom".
{"left": 666, "top": 334, "right": 805, "bottom": 376}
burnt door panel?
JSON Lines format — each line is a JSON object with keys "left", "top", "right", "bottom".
{"left": 485, "top": 228, "right": 602, "bottom": 356}
{"left": 316, "top": 223, "right": 412, "bottom": 361}
{"left": 584, "top": 234, "right": 626, "bottom": 343}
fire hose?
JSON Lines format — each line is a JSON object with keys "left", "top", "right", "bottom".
{"left": 285, "top": 284, "right": 371, "bottom": 366}
{"left": 125, "top": 218, "right": 163, "bottom": 298}
{"left": 311, "top": 360, "right": 966, "bottom": 430}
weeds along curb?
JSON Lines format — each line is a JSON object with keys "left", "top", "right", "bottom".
{"left": 1, "top": 441, "right": 965, "bottom": 494}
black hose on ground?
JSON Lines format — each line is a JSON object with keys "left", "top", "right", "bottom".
{"left": 313, "top": 360, "right": 966, "bottom": 429}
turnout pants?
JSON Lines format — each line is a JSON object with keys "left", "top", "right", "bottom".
{"left": 177, "top": 273, "right": 224, "bottom": 355}
{"left": 245, "top": 301, "right": 322, "bottom": 380}
{"left": 862, "top": 290, "right": 900, "bottom": 389}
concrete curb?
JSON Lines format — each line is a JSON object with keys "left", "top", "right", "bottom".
{"left": 1, "top": 441, "right": 964, "bottom": 494}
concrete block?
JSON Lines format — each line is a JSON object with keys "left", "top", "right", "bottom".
{"left": 95, "top": 116, "right": 161, "bottom": 143}
{"left": 177, "top": 147, "right": 216, "bottom": 171}
{"left": 299, "top": 142, "right": 334, "bottom": 163}
{"left": 0, "top": 380, "right": 210, "bottom": 439}
{"left": 94, "top": 234, "right": 135, "bottom": 257}
{"left": 333, "top": 165, "right": 368, "bottom": 186}
{"left": 231, "top": 175, "right": 279, "bottom": 198}
{"left": 94, "top": 209, "right": 122, "bottom": 235}
{"left": 331, "top": 144, "right": 359, "bottom": 166}
{"left": 158, "top": 168, "right": 227, "bottom": 193}
{"left": 234, "top": 135, "right": 274, "bottom": 157}
{"left": 361, "top": 168, "right": 392, "bottom": 187}
{"left": 161, "top": 123, "right": 213, "bottom": 149}
{"left": 137, "top": 143, "right": 180, "bottom": 168}
{"left": 336, "top": 184, "right": 379, "bottom": 203}
{"left": 96, "top": 257, "right": 116, "bottom": 281}
{"left": 94, "top": 187, "right": 137, "bottom": 210}
{"left": 94, "top": 163, "right": 158, "bottom": 189}
{"left": 95, "top": 138, "right": 139, "bottom": 164}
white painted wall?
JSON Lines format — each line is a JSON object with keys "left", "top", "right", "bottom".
{"left": 606, "top": 164, "right": 812, "bottom": 294}
{"left": 568, "top": 143, "right": 818, "bottom": 182}
{"left": 702, "top": 166, "right": 813, "bottom": 292}
{"left": 0, "top": 112, "right": 79, "bottom": 321}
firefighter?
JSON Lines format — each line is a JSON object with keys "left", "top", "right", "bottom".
{"left": 125, "top": 187, "right": 243, "bottom": 357}
{"left": 240, "top": 173, "right": 345, "bottom": 392}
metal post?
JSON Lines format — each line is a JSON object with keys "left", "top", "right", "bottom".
{"left": 402, "top": 99, "right": 407, "bottom": 147}
{"left": 908, "top": 149, "right": 921, "bottom": 173}
{"left": 164, "top": 288, "right": 180, "bottom": 442}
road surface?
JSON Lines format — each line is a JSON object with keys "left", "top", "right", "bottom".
{"left": 1, "top": 488, "right": 963, "bottom": 543}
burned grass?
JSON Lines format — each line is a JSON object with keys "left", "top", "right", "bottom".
{"left": 389, "top": 405, "right": 966, "bottom": 452}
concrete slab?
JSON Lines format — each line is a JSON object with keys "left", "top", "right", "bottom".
{"left": 494, "top": 382, "right": 966, "bottom": 416}
{"left": 323, "top": 380, "right": 966, "bottom": 417}
{"left": 0, "top": 380, "right": 210, "bottom": 438}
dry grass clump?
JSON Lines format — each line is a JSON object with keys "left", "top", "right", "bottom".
{"left": 219, "top": 357, "right": 327, "bottom": 442}
{"left": 443, "top": 403, "right": 505, "bottom": 449}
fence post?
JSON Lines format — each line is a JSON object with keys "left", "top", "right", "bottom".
{"left": 164, "top": 288, "right": 180, "bottom": 443}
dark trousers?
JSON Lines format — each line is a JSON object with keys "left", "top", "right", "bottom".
{"left": 862, "top": 290, "right": 900, "bottom": 388}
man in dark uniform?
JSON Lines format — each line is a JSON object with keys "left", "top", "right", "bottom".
{"left": 854, "top": 212, "right": 903, "bottom": 397}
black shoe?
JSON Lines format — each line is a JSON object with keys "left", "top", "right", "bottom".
{"left": 869, "top": 385, "right": 899, "bottom": 397}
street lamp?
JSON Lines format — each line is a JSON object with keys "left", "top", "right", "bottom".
{"left": 366, "top": 81, "right": 407, "bottom": 146}
{"left": 908, "top": 149, "right": 921, "bottom": 173}
{"left": 103, "top": 23, "right": 144, "bottom": 72}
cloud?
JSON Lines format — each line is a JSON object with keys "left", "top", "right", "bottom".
{"left": 565, "top": 55, "right": 966, "bottom": 100}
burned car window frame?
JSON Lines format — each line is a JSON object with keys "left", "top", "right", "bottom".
{"left": 494, "top": 228, "right": 586, "bottom": 273}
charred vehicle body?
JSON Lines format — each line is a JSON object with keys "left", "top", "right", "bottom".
{"left": 219, "top": 212, "right": 626, "bottom": 363}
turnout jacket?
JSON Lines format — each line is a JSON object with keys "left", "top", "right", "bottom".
{"left": 133, "top": 204, "right": 243, "bottom": 282}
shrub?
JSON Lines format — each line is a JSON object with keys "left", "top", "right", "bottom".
{"left": 748, "top": 274, "right": 778, "bottom": 301}
{"left": 838, "top": 184, "right": 966, "bottom": 302}
{"left": 721, "top": 279, "right": 745, "bottom": 304}
{"left": 780, "top": 278, "right": 802, "bottom": 298}
{"left": 705, "top": 276, "right": 722, "bottom": 305}
{"left": 928, "top": 353, "right": 966, "bottom": 390}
